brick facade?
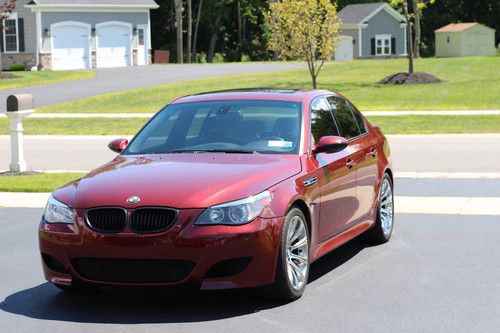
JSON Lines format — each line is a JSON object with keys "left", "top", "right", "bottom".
{"left": 1, "top": 53, "right": 37, "bottom": 70}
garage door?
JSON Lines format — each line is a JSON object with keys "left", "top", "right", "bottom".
{"left": 335, "top": 36, "right": 354, "bottom": 61}
{"left": 51, "top": 22, "right": 91, "bottom": 70}
{"left": 96, "top": 22, "right": 132, "bottom": 68}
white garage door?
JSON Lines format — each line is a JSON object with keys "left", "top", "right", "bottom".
{"left": 51, "top": 22, "right": 91, "bottom": 70}
{"left": 96, "top": 22, "right": 132, "bottom": 68}
{"left": 335, "top": 36, "right": 354, "bottom": 61}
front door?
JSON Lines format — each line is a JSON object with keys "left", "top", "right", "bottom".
{"left": 309, "top": 97, "right": 358, "bottom": 242}
{"left": 137, "top": 25, "right": 147, "bottom": 66}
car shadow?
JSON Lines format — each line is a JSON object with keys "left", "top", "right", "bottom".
{"left": 0, "top": 239, "right": 369, "bottom": 324}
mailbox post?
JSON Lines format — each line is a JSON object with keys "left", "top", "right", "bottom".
{"left": 5, "top": 94, "right": 35, "bottom": 173}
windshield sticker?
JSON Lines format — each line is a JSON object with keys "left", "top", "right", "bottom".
{"left": 268, "top": 140, "right": 293, "bottom": 148}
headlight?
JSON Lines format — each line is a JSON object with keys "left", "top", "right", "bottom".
{"left": 43, "top": 194, "right": 75, "bottom": 224}
{"left": 195, "top": 190, "right": 272, "bottom": 225}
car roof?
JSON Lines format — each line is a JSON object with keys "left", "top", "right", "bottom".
{"left": 170, "top": 89, "right": 339, "bottom": 104}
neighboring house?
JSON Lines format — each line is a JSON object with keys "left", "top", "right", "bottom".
{"left": 1, "top": 0, "right": 158, "bottom": 71}
{"left": 435, "top": 23, "right": 496, "bottom": 58}
{"left": 335, "top": 2, "right": 407, "bottom": 61}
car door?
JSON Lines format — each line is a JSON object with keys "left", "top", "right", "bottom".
{"left": 346, "top": 100, "right": 379, "bottom": 219}
{"left": 327, "top": 96, "right": 377, "bottom": 223}
{"left": 308, "top": 97, "right": 358, "bottom": 242}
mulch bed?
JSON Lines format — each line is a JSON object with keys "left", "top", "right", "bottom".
{"left": 0, "top": 171, "right": 41, "bottom": 177}
{"left": 0, "top": 73, "right": 21, "bottom": 79}
{"left": 379, "top": 72, "right": 443, "bottom": 85}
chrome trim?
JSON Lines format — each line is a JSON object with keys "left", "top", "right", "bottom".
{"left": 303, "top": 176, "right": 317, "bottom": 187}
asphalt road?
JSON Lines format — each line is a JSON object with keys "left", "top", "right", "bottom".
{"left": 0, "top": 200, "right": 499, "bottom": 332}
{"left": 0, "top": 63, "right": 304, "bottom": 111}
{"left": 1, "top": 134, "right": 499, "bottom": 173}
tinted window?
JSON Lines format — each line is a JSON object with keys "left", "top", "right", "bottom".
{"left": 327, "top": 97, "right": 361, "bottom": 139}
{"left": 347, "top": 101, "right": 367, "bottom": 134}
{"left": 124, "top": 100, "right": 302, "bottom": 155}
{"left": 310, "top": 97, "right": 340, "bottom": 142}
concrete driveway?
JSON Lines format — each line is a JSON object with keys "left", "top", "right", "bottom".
{"left": 0, "top": 63, "right": 304, "bottom": 111}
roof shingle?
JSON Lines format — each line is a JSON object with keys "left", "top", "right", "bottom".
{"left": 435, "top": 23, "right": 479, "bottom": 33}
{"left": 30, "top": 0, "right": 158, "bottom": 7}
{"left": 338, "top": 2, "right": 386, "bottom": 24}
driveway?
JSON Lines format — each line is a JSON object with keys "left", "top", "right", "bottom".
{"left": 0, "top": 63, "right": 304, "bottom": 111}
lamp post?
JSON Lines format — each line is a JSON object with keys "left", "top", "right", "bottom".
{"left": 5, "top": 94, "right": 34, "bottom": 173}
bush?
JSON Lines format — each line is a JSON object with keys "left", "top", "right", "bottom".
{"left": 194, "top": 52, "right": 207, "bottom": 64}
{"left": 240, "top": 54, "right": 251, "bottom": 62}
{"left": 9, "top": 63, "right": 26, "bottom": 71}
{"left": 213, "top": 53, "right": 225, "bottom": 63}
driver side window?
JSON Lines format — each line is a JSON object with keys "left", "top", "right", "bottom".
{"left": 310, "top": 97, "right": 340, "bottom": 143}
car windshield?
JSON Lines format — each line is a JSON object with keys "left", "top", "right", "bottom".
{"left": 124, "top": 100, "right": 302, "bottom": 155}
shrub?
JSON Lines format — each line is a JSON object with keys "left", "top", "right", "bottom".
{"left": 213, "top": 53, "right": 225, "bottom": 63}
{"left": 194, "top": 52, "right": 207, "bottom": 64}
{"left": 240, "top": 54, "right": 251, "bottom": 62}
{"left": 9, "top": 63, "right": 26, "bottom": 71}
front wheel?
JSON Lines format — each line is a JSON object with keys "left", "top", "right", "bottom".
{"left": 268, "top": 207, "right": 310, "bottom": 302}
{"left": 362, "top": 174, "right": 394, "bottom": 244}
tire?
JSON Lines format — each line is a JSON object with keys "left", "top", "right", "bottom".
{"left": 362, "top": 173, "right": 394, "bottom": 244}
{"left": 267, "top": 207, "right": 310, "bottom": 302}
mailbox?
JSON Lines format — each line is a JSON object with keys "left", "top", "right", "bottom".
{"left": 7, "top": 94, "right": 34, "bottom": 112}
{"left": 4, "top": 94, "right": 35, "bottom": 172}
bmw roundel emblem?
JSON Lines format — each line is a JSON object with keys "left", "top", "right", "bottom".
{"left": 127, "top": 195, "right": 141, "bottom": 205}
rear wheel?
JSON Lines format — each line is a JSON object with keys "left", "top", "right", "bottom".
{"left": 362, "top": 174, "right": 394, "bottom": 244}
{"left": 268, "top": 207, "right": 310, "bottom": 302}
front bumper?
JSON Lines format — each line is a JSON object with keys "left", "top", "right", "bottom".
{"left": 39, "top": 208, "right": 283, "bottom": 290}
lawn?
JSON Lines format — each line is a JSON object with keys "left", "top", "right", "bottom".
{"left": 0, "top": 70, "right": 95, "bottom": 90}
{"left": 37, "top": 56, "right": 500, "bottom": 114}
{"left": 0, "top": 117, "right": 147, "bottom": 135}
{"left": 0, "top": 172, "right": 85, "bottom": 193}
{"left": 1, "top": 115, "right": 499, "bottom": 136}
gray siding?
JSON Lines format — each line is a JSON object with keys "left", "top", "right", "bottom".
{"left": 41, "top": 12, "right": 149, "bottom": 52}
{"left": 12, "top": 0, "right": 37, "bottom": 53}
{"left": 338, "top": 28, "right": 359, "bottom": 58}
{"left": 362, "top": 9, "right": 405, "bottom": 57}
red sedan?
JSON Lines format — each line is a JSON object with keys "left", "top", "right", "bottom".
{"left": 39, "top": 89, "right": 394, "bottom": 301}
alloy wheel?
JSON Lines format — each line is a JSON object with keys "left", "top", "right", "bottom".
{"left": 285, "top": 216, "right": 309, "bottom": 291}
{"left": 380, "top": 178, "right": 394, "bottom": 236}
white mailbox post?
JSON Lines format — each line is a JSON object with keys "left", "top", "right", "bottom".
{"left": 5, "top": 94, "right": 35, "bottom": 173}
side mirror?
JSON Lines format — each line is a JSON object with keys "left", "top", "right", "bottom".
{"left": 313, "top": 136, "right": 348, "bottom": 154}
{"left": 108, "top": 138, "right": 129, "bottom": 153}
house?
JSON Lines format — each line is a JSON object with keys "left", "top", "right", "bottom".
{"left": 435, "top": 23, "right": 496, "bottom": 58}
{"left": 335, "top": 2, "right": 407, "bottom": 61}
{"left": 1, "top": 0, "right": 159, "bottom": 71}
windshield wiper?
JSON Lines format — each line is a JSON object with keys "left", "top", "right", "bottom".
{"left": 170, "top": 149, "right": 258, "bottom": 154}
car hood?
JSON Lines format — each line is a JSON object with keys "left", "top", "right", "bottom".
{"left": 54, "top": 153, "right": 302, "bottom": 209}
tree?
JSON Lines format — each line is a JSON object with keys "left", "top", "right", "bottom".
{"left": 174, "top": 0, "right": 184, "bottom": 63}
{"left": 0, "top": 0, "right": 16, "bottom": 73}
{"left": 266, "top": 0, "right": 340, "bottom": 89}
{"left": 412, "top": 0, "right": 436, "bottom": 58}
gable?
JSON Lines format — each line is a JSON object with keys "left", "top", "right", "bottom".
{"left": 338, "top": 2, "right": 405, "bottom": 26}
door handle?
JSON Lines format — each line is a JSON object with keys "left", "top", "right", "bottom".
{"left": 369, "top": 147, "right": 377, "bottom": 157}
{"left": 346, "top": 159, "right": 354, "bottom": 169}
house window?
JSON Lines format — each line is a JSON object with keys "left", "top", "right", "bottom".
{"left": 375, "top": 34, "right": 391, "bottom": 56}
{"left": 2, "top": 13, "right": 19, "bottom": 53}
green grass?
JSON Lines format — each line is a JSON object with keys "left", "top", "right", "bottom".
{"left": 37, "top": 56, "right": 500, "bottom": 113}
{"left": 0, "top": 173, "right": 85, "bottom": 192}
{"left": 1, "top": 115, "right": 499, "bottom": 136}
{"left": 0, "top": 70, "right": 95, "bottom": 90}
{"left": 365, "top": 115, "right": 500, "bottom": 134}
{"left": 0, "top": 117, "right": 146, "bottom": 135}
